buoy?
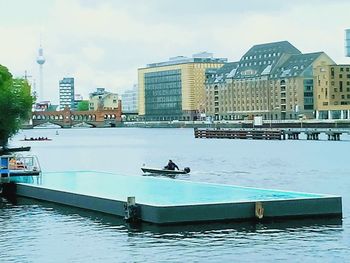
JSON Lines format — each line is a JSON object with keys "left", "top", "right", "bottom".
{"left": 255, "top": 201, "right": 264, "bottom": 219}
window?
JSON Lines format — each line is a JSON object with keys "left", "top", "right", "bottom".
{"left": 340, "top": 67, "right": 344, "bottom": 72}
{"left": 339, "top": 74, "right": 343, "bottom": 78}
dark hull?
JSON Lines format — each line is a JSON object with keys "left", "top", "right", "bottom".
{"left": 1, "top": 171, "right": 41, "bottom": 177}
{"left": 0, "top": 146, "right": 31, "bottom": 155}
{"left": 20, "top": 139, "right": 52, "bottom": 141}
{"left": 141, "top": 167, "right": 188, "bottom": 175}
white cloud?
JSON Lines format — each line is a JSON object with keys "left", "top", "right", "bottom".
{"left": 0, "top": 0, "right": 349, "bottom": 104}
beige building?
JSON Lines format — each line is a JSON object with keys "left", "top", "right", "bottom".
{"left": 89, "top": 88, "right": 119, "bottom": 111}
{"left": 138, "top": 52, "right": 226, "bottom": 121}
{"left": 314, "top": 64, "right": 350, "bottom": 119}
{"left": 206, "top": 41, "right": 334, "bottom": 120}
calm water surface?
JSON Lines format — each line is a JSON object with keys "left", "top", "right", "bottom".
{"left": 1, "top": 128, "right": 349, "bottom": 262}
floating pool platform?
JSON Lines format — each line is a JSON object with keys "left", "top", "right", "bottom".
{"left": 3, "top": 171, "right": 342, "bottom": 224}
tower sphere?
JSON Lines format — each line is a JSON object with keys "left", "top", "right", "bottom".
{"left": 37, "top": 56, "right": 46, "bottom": 65}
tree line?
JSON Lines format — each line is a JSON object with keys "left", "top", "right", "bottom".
{"left": 0, "top": 64, "right": 33, "bottom": 148}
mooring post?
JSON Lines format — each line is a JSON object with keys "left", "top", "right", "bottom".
{"left": 124, "top": 196, "right": 140, "bottom": 222}
{"left": 255, "top": 201, "right": 264, "bottom": 219}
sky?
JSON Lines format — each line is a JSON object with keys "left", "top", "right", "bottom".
{"left": 0, "top": 0, "right": 349, "bottom": 103}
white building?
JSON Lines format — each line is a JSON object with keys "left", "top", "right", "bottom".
{"left": 121, "top": 84, "right": 138, "bottom": 113}
{"left": 89, "top": 88, "right": 119, "bottom": 110}
{"left": 59, "top": 77, "right": 75, "bottom": 110}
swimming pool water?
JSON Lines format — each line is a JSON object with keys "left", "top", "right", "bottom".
{"left": 19, "top": 171, "right": 329, "bottom": 206}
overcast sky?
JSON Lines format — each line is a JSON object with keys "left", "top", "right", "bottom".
{"left": 0, "top": 0, "right": 349, "bottom": 103}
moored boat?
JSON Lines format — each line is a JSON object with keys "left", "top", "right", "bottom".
{"left": 1, "top": 154, "right": 42, "bottom": 180}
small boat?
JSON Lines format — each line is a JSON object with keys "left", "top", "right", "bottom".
{"left": 141, "top": 167, "right": 190, "bottom": 175}
{"left": 1, "top": 154, "right": 42, "bottom": 180}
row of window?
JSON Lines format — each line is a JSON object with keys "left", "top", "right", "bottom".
{"left": 145, "top": 75, "right": 181, "bottom": 84}
{"left": 331, "top": 74, "right": 350, "bottom": 79}
{"left": 331, "top": 67, "right": 350, "bottom": 72}
{"left": 145, "top": 83, "right": 181, "bottom": 90}
{"left": 242, "top": 52, "right": 281, "bottom": 61}
{"left": 211, "top": 104, "right": 299, "bottom": 112}
{"left": 144, "top": 69, "right": 181, "bottom": 78}
{"left": 239, "top": 60, "right": 274, "bottom": 68}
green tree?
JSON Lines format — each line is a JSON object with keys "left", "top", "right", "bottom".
{"left": 0, "top": 65, "right": 33, "bottom": 147}
{"left": 77, "top": 100, "right": 89, "bottom": 111}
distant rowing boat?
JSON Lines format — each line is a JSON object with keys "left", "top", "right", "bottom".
{"left": 21, "top": 138, "right": 52, "bottom": 141}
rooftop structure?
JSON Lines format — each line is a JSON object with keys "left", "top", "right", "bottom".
{"left": 145, "top": 52, "right": 227, "bottom": 68}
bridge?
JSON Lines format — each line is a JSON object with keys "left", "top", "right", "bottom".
{"left": 31, "top": 100, "right": 122, "bottom": 128}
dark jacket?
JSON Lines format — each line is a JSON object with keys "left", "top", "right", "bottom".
{"left": 165, "top": 161, "right": 179, "bottom": 170}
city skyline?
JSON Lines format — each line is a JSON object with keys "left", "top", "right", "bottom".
{"left": 0, "top": 0, "right": 349, "bottom": 103}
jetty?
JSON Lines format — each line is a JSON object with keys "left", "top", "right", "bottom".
{"left": 194, "top": 128, "right": 349, "bottom": 141}
{"left": 1, "top": 171, "right": 342, "bottom": 224}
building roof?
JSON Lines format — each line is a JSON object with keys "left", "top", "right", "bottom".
{"left": 206, "top": 62, "right": 239, "bottom": 84}
{"left": 206, "top": 41, "right": 329, "bottom": 84}
{"left": 234, "top": 41, "right": 301, "bottom": 79}
{"left": 271, "top": 52, "right": 324, "bottom": 79}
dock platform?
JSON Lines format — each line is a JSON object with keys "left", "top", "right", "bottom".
{"left": 194, "top": 128, "right": 283, "bottom": 140}
{"left": 1, "top": 171, "right": 342, "bottom": 224}
{"left": 194, "top": 128, "right": 349, "bottom": 141}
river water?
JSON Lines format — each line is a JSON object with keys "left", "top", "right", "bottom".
{"left": 1, "top": 128, "right": 349, "bottom": 262}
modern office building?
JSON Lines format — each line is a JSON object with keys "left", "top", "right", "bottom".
{"left": 314, "top": 64, "right": 350, "bottom": 119}
{"left": 89, "top": 88, "right": 119, "bottom": 111}
{"left": 59, "top": 77, "right": 75, "bottom": 110}
{"left": 121, "top": 84, "right": 138, "bottom": 113}
{"left": 205, "top": 41, "right": 334, "bottom": 120}
{"left": 138, "top": 52, "right": 227, "bottom": 121}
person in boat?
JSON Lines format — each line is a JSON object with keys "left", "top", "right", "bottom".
{"left": 164, "top": 160, "right": 179, "bottom": 171}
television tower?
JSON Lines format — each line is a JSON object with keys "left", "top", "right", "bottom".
{"left": 36, "top": 44, "right": 46, "bottom": 102}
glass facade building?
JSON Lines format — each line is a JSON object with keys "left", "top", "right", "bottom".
{"left": 144, "top": 70, "right": 182, "bottom": 120}
{"left": 138, "top": 52, "right": 227, "bottom": 121}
